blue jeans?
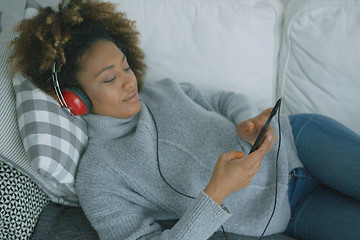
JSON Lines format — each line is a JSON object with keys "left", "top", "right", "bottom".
{"left": 286, "top": 114, "right": 360, "bottom": 240}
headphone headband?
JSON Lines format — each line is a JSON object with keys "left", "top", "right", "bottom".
{"left": 52, "top": 62, "right": 71, "bottom": 109}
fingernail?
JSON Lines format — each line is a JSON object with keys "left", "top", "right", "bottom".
{"left": 267, "top": 135, "right": 272, "bottom": 142}
{"left": 247, "top": 121, "right": 254, "bottom": 130}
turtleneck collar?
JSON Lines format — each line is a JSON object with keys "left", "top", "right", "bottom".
{"left": 83, "top": 104, "right": 142, "bottom": 139}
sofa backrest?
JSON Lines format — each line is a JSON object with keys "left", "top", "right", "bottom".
{"left": 2, "top": 0, "right": 360, "bottom": 208}
{"left": 278, "top": 0, "right": 360, "bottom": 134}
{"left": 22, "top": 0, "right": 360, "bottom": 135}
{"left": 109, "top": 0, "right": 284, "bottom": 111}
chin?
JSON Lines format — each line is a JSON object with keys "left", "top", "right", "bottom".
{"left": 124, "top": 100, "right": 142, "bottom": 118}
{"left": 133, "top": 101, "right": 142, "bottom": 114}
{"left": 93, "top": 101, "right": 142, "bottom": 119}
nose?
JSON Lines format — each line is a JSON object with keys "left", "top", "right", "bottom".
{"left": 122, "top": 73, "right": 135, "bottom": 91}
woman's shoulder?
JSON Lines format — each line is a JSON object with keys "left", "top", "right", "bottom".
{"left": 77, "top": 140, "right": 104, "bottom": 174}
{"left": 142, "top": 78, "right": 178, "bottom": 89}
{"left": 141, "top": 78, "right": 199, "bottom": 97}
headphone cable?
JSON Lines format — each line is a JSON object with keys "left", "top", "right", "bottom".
{"left": 146, "top": 104, "right": 228, "bottom": 240}
{"left": 259, "top": 106, "right": 282, "bottom": 239}
{"left": 146, "top": 103, "right": 281, "bottom": 240}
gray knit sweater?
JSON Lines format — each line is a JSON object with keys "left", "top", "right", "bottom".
{"left": 75, "top": 79, "right": 303, "bottom": 240}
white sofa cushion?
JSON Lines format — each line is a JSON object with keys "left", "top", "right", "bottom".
{"left": 13, "top": 74, "right": 88, "bottom": 204}
{"left": 111, "top": 0, "right": 284, "bottom": 110}
{"left": 278, "top": 0, "right": 360, "bottom": 134}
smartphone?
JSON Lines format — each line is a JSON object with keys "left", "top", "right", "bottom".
{"left": 248, "top": 98, "right": 282, "bottom": 154}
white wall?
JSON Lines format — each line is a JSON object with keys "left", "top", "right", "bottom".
{"left": 24, "top": 0, "right": 292, "bottom": 11}
{"left": 0, "top": 0, "right": 26, "bottom": 16}
{"left": 35, "top": 0, "right": 59, "bottom": 9}
{"left": 280, "top": 0, "right": 290, "bottom": 6}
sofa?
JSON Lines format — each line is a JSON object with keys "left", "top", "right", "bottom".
{"left": 1, "top": 0, "right": 359, "bottom": 239}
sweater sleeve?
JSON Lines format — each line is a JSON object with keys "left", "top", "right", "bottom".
{"left": 75, "top": 151, "right": 231, "bottom": 240}
{"left": 179, "top": 82, "right": 260, "bottom": 126}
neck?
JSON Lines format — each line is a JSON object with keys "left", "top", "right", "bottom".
{"left": 83, "top": 108, "right": 140, "bottom": 138}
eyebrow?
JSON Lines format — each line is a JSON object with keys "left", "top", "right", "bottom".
{"left": 96, "top": 54, "right": 127, "bottom": 77}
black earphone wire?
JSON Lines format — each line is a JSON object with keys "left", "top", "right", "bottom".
{"left": 259, "top": 106, "right": 282, "bottom": 239}
{"left": 146, "top": 104, "right": 228, "bottom": 240}
{"left": 146, "top": 103, "right": 281, "bottom": 240}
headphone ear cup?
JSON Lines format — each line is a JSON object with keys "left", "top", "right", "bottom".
{"left": 62, "top": 87, "right": 92, "bottom": 116}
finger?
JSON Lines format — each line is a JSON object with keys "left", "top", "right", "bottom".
{"left": 221, "top": 151, "right": 245, "bottom": 161}
{"left": 247, "top": 146, "right": 266, "bottom": 166}
{"left": 229, "top": 151, "right": 245, "bottom": 161}
{"left": 251, "top": 157, "right": 263, "bottom": 176}
{"left": 264, "top": 123, "right": 275, "bottom": 136}
{"left": 260, "top": 107, "right": 273, "bottom": 120}
{"left": 265, "top": 107, "right": 273, "bottom": 114}
{"left": 259, "top": 107, "right": 273, "bottom": 124}
{"left": 237, "top": 122, "right": 258, "bottom": 145}
{"left": 245, "top": 121, "right": 255, "bottom": 132}
{"left": 235, "top": 153, "right": 263, "bottom": 177}
{"left": 253, "top": 108, "right": 273, "bottom": 133}
{"left": 242, "top": 153, "right": 263, "bottom": 170}
{"left": 238, "top": 121, "right": 255, "bottom": 135}
{"left": 256, "top": 135, "right": 275, "bottom": 156}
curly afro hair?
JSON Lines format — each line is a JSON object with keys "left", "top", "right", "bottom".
{"left": 9, "top": 0, "right": 146, "bottom": 94}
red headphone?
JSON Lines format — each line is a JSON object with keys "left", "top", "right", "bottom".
{"left": 51, "top": 62, "right": 92, "bottom": 116}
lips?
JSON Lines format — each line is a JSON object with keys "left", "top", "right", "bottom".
{"left": 123, "top": 91, "right": 139, "bottom": 103}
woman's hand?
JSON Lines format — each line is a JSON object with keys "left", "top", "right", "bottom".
{"left": 204, "top": 133, "right": 276, "bottom": 205}
{"left": 237, "top": 108, "right": 274, "bottom": 145}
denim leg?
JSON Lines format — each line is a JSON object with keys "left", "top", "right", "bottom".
{"left": 287, "top": 168, "right": 318, "bottom": 217}
{"left": 286, "top": 114, "right": 360, "bottom": 239}
{"left": 287, "top": 183, "right": 360, "bottom": 240}
{"left": 289, "top": 114, "right": 360, "bottom": 200}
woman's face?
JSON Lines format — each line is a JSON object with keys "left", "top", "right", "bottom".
{"left": 77, "top": 40, "right": 141, "bottom": 119}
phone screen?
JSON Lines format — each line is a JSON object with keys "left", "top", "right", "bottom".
{"left": 248, "top": 98, "right": 282, "bottom": 154}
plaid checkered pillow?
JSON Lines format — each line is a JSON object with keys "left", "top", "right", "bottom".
{"left": 12, "top": 74, "right": 88, "bottom": 201}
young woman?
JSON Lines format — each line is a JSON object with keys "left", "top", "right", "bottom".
{"left": 10, "top": 1, "right": 360, "bottom": 239}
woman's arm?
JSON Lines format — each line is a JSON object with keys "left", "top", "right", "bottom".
{"left": 75, "top": 154, "right": 231, "bottom": 240}
{"left": 178, "top": 82, "right": 277, "bottom": 205}
{"left": 180, "top": 82, "right": 276, "bottom": 146}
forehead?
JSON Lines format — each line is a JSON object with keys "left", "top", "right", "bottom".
{"left": 80, "top": 40, "right": 123, "bottom": 69}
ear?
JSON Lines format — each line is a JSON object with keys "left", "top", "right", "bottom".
{"left": 62, "top": 87, "right": 92, "bottom": 116}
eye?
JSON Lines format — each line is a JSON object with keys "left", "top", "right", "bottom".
{"left": 123, "top": 67, "right": 131, "bottom": 72}
{"left": 103, "top": 76, "right": 116, "bottom": 83}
